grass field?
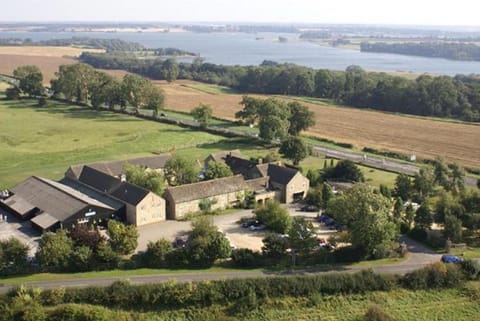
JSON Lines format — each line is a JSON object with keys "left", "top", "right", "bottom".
{"left": 156, "top": 80, "right": 480, "bottom": 168}
{"left": 0, "top": 98, "right": 270, "bottom": 188}
{"left": 23, "top": 284, "right": 480, "bottom": 321}
{"left": 301, "top": 156, "right": 399, "bottom": 188}
{"left": 0, "top": 95, "right": 397, "bottom": 189}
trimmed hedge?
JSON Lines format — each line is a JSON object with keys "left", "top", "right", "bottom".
{"left": 36, "top": 270, "right": 395, "bottom": 310}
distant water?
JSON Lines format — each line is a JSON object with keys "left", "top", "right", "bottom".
{"left": 2, "top": 31, "right": 480, "bottom": 75}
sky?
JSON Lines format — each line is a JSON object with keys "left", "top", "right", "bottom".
{"left": 1, "top": 0, "right": 480, "bottom": 26}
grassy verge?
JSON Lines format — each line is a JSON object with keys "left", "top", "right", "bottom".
{"left": 0, "top": 266, "right": 262, "bottom": 285}
{"left": 301, "top": 156, "right": 398, "bottom": 188}
{"left": 448, "top": 248, "right": 480, "bottom": 259}
{"left": 348, "top": 254, "right": 409, "bottom": 267}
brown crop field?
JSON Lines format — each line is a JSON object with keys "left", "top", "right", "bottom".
{"left": 0, "top": 54, "right": 76, "bottom": 83}
{"left": 155, "top": 80, "right": 480, "bottom": 168}
{"left": 0, "top": 46, "right": 104, "bottom": 57}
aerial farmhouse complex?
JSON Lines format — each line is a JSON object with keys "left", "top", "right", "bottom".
{"left": 0, "top": 150, "right": 309, "bottom": 230}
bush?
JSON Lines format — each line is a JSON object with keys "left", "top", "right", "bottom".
{"left": 460, "top": 259, "right": 480, "bottom": 280}
{"left": 231, "top": 249, "right": 263, "bottom": 268}
{"left": 254, "top": 201, "right": 292, "bottom": 233}
{"left": 37, "top": 97, "right": 47, "bottom": 107}
{"left": 401, "top": 262, "right": 464, "bottom": 290}
{"left": 363, "top": 305, "right": 395, "bottom": 321}
{"left": 142, "top": 239, "right": 173, "bottom": 268}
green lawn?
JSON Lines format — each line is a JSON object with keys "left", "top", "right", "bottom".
{"left": 300, "top": 156, "right": 398, "bottom": 188}
{"left": 0, "top": 98, "right": 265, "bottom": 188}
{"left": 0, "top": 266, "right": 262, "bottom": 285}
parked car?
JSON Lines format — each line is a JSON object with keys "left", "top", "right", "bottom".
{"left": 249, "top": 222, "right": 266, "bottom": 231}
{"left": 242, "top": 219, "right": 258, "bottom": 228}
{"left": 173, "top": 237, "right": 187, "bottom": 248}
{"left": 441, "top": 254, "right": 463, "bottom": 264}
{"left": 317, "top": 214, "right": 330, "bottom": 223}
{"left": 300, "top": 205, "right": 318, "bottom": 212}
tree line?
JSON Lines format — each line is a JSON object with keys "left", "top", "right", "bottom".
{"left": 79, "top": 53, "right": 480, "bottom": 121}
{"left": 361, "top": 41, "right": 480, "bottom": 61}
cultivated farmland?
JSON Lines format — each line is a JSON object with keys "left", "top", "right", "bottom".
{"left": 0, "top": 54, "right": 76, "bottom": 83}
{"left": 0, "top": 46, "right": 104, "bottom": 57}
{"left": 156, "top": 80, "right": 480, "bottom": 168}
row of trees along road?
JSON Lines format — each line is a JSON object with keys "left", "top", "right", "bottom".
{"left": 51, "top": 64, "right": 165, "bottom": 115}
{"left": 80, "top": 53, "right": 480, "bottom": 122}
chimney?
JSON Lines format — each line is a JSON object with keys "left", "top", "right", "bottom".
{"left": 120, "top": 174, "right": 127, "bottom": 182}
{"left": 258, "top": 158, "right": 263, "bottom": 164}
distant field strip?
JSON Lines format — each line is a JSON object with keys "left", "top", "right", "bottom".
{"left": 156, "top": 80, "right": 480, "bottom": 168}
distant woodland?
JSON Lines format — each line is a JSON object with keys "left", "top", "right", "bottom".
{"left": 80, "top": 52, "right": 480, "bottom": 122}
{"left": 360, "top": 42, "right": 480, "bottom": 61}
{"left": 0, "top": 37, "right": 195, "bottom": 56}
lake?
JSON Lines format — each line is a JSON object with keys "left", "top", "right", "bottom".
{"left": 2, "top": 31, "right": 480, "bottom": 75}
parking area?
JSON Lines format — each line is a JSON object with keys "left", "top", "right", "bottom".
{"left": 0, "top": 208, "right": 41, "bottom": 256}
{"left": 136, "top": 204, "right": 338, "bottom": 252}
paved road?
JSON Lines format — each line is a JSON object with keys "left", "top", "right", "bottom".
{"left": 312, "top": 146, "right": 478, "bottom": 188}
{"left": 0, "top": 236, "right": 442, "bottom": 293}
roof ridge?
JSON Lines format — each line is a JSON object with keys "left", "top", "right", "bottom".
{"left": 167, "top": 174, "right": 245, "bottom": 190}
{"left": 32, "top": 176, "right": 89, "bottom": 206}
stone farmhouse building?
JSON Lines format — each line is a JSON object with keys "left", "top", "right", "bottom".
{"left": 1, "top": 151, "right": 309, "bottom": 230}
{"left": 163, "top": 175, "right": 247, "bottom": 220}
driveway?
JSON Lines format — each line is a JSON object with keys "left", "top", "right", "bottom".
{"left": 136, "top": 205, "right": 335, "bottom": 252}
{"left": 0, "top": 209, "right": 40, "bottom": 256}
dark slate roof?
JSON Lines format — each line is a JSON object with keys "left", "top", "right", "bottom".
{"left": 78, "top": 166, "right": 122, "bottom": 193}
{"left": 225, "top": 156, "right": 263, "bottom": 180}
{"left": 110, "top": 182, "right": 150, "bottom": 206}
{"left": 69, "top": 153, "right": 171, "bottom": 179}
{"left": 267, "top": 164, "right": 299, "bottom": 185}
{"left": 30, "top": 212, "right": 59, "bottom": 230}
{"left": 165, "top": 175, "right": 248, "bottom": 203}
{"left": 0, "top": 194, "right": 36, "bottom": 216}
{"left": 9, "top": 177, "right": 90, "bottom": 222}
{"left": 60, "top": 178, "right": 125, "bottom": 210}
{"left": 207, "top": 150, "right": 243, "bottom": 163}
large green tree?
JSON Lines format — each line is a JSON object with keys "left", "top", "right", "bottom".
{"left": 394, "top": 174, "right": 411, "bottom": 201}
{"left": 254, "top": 201, "right": 292, "bottom": 233}
{"left": 204, "top": 160, "right": 233, "bottom": 180}
{"left": 161, "top": 58, "right": 179, "bottom": 82}
{"left": 185, "top": 217, "right": 232, "bottom": 267}
{"left": 287, "top": 101, "right": 315, "bottom": 136}
{"left": 35, "top": 230, "right": 74, "bottom": 270}
{"left": 288, "top": 217, "right": 318, "bottom": 255}
{"left": 0, "top": 237, "right": 29, "bottom": 274}
{"left": 124, "top": 163, "right": 166, "bottom": 195}
{"left": 13, "top": 65, "right": 43, "bottom": 96}
{"left": 279, "top": 136, "right": 310, "bottom": 165}
{"left": 327, "top": 184, "right": 397, "bottom": 258}
{"left": 107, "top": 220, "right": 139, "bottom": 255}
{"left": 164, "top": 155, "right": 198, "bottom": 186}
{"left": 191, "top": 103, "right": 213, "bottom": 129}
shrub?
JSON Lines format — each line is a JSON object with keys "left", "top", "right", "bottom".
{"left": 460, "top": 259, "right": 480, "bottom": 280}
{"left": 401, "top": 262, "right": 464, "bottom": 290}
{"left": 231, "top": 249, "right": 263, "bottom": 268}
{"left": 142, "top": 239, "right": 173, "bottom": 268}
{"left": 254, "top": 201, "right": 292, "bottom": 233}
{"left": 363, "top": 304, "right": 395, "bottom": 321}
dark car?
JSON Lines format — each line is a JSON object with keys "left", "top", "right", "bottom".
{"left": 317, "top": 214, "right": 331, "bottom": 223}
{"left": 242, "top": 219, "right": 258, "bottom": 228}
{"left": 441, "top": 254, "right": 463, "bottom": 264}
{"left": 249, "top": 222, "right": 266, "bottom": 231}
{"left": 300, "top": 205, "right": 319, "bottom": 212}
